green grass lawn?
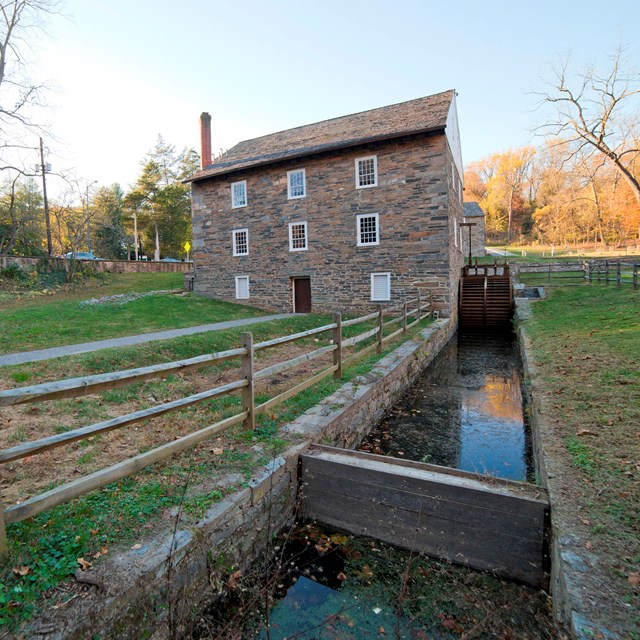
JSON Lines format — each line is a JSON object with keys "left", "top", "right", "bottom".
{"left": 480, "top": 244, "right": 640, "bottom": 263}
{"left": 0, "top": 272, "right": 269, "bottom": 355}
{"left": 522, "top": 284, "right": 639, "bottom": 635}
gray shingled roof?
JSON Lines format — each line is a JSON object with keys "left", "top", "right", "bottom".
{"left": 188, "top": 90, "right": 455, "bottom": 182}
{"left": 463, "top": 202, "right": 485, "bottom": 218}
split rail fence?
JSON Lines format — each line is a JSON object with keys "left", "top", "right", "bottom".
{"left": 514, "top": 260, "right": 638, "bottom": 289}
{"left": 0, "top": 296, "right": 432, "bottom": 560}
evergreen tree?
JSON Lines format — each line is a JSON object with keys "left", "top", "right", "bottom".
{"left": 127, "top": 136, "right": 199, "bottom": 259}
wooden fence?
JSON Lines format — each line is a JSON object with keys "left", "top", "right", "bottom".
{"left": 0, "top": 296, "right": 432, "bottom": 560}
{"left": 514, "top": 260, "right": 638, "bottom": 289}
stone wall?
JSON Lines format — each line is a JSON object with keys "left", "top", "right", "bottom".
{"left": 32, "top": 319, "right": 455, "bottom": 640}
{"left": 191, "top": 132, "right": 463, "bottom": 317}
{"left": 0, "top": 255, "right": 191, "bottom": 274}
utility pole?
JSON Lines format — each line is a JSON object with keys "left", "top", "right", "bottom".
{"left": 39, "top": 137, "right": 52, "bottom": 257}
{"left": 85, "top": 180, "right": 97, "bottom": 253}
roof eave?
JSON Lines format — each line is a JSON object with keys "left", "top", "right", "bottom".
{"left": 186, "top": 124, "right": 446, "bottom": 184}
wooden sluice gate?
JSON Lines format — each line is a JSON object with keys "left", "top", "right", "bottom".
{"left": 301, "top": 445, "right": 549, "bottom": 588}
{"left": 459, "top": 263, "right": 513, "bottom": 329}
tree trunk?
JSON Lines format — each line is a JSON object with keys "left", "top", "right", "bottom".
{"left": 154, "top": 223, "right": 160, "bottom": 261}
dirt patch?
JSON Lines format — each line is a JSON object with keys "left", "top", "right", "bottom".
{"left": 0, "top": 341, "right": 332, "bottom": 506}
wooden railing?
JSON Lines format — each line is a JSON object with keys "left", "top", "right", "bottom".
{"left": 462, "top": 262, "right": 510, "bottom": 277}
{"left": 514, "top": 260, "right": 638, "bottom": 289}
{"left": 586, "top": 260, "right": 638, "bottom": 289}
{"left": 0, "top": 296, "right": 432, "bottom": 560}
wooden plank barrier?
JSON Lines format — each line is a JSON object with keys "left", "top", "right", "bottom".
{"left": 301, "top": 445, "right": 549, "bottom": 588}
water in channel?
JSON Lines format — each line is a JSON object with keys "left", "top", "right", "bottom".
{"left": 360, "top": 331, "right": 533, "bottom": 481}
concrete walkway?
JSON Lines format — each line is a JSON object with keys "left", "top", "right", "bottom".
{"left": 0, "top": 314, "right": 294, "bottom": 367}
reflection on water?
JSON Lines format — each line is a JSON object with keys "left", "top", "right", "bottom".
{"left": 261, "top": 576, "right": 439, "bottom": 639}
{"left": 360, "top": 332, "right": 532, "bottom": 481}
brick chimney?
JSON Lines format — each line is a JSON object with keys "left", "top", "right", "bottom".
{"left": 200, "top": 112, "right": 212, "bottom": 169}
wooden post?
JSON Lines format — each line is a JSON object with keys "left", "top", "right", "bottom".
{"left": 402, "top": 301, "right": 407, "bottom": 335}
{"left": 240, "top": 332, "right": 255, "bottom": 431}
{"left": 616, "top": 261, "right": 621, "bottom": 288}
{"left": 332, "top": 312, "right": 342, "bottom": 379}
{"left": 587, "top": 261, "right": 592, "bottom": 283}
{"left": 548, "top": 263, "right": 551, "bottom": 283}
{"left": 634, "top": 263, "right": 638, "bottom": 290}
{"left": 0, "top": 489, "right": 8, "bottom": 563}
{"left": 377, "top": 305, "right": 383, "bottom": 354}
{"left": 605, "top": 260, "right": 609, "bottom": 286}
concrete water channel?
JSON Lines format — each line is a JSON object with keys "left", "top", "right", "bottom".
{"left": 359, "top": 332, "right": 532, "bottom": 481}
{"left": 193, "top": 331, "right": 552, "bottom": 639}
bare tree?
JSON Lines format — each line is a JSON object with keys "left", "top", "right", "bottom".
{"left": 1, "top": 0, "right": 60, "bottom": 174}
{"left": 537, "top": 46, "right": 640, "bottom": 204}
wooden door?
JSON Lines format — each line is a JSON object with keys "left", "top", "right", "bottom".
{"left": 293, "top": 278, "right": 311, "bottom": 313}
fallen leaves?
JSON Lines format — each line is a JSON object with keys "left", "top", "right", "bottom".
{"left": 228, "top": 569, "right": 242, "bottom": 590}
{"left": 12, "top": 565, "right": 30, "bottom": 576}
{"left": 76, "top": 557, "right": 91, "bottom": 571}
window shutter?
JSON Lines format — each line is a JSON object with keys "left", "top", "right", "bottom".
{"left": 371, "top": 273, "right": 390, "bottom": 301}
{"left": 236, "top": 276, "right": 249, "bottom": 299}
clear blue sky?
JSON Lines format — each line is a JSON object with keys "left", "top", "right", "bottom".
{"left": 32, "top": 0, "right": 639, "bottom": 197}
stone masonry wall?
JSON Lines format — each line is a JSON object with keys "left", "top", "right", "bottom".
{"left": 191, "top": 132, "right": 457, "bottom": 316}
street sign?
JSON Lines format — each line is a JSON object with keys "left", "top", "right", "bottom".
{"left": 184, "top": 241, "right": 191, "bottom": 252}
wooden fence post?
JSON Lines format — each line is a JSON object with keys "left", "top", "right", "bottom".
{"left": 605, "top": 260, "right": 609, "bottom": 286}
{"left": 616, "top": 261, "right": 621, "bottom": 288}
{"left": 0, "top": 489, "right": 8, "bottom": 563}
{"left": 240, "top": 332, "right": 255, "bottom": 431}
{"left": 429, "top": 292, "right": 433, "bottom": 317}
{"left": 417, "top": 291, "right": 421, "bottom": 320}
{"left": 377, "top": 305, "right": 383, "bottom": 354}
{"left": 332, "top": 312, "right": 342, "bottom": 379}
{"left": 634, "top": 263, "right": 638, "bottom": 290}
{"left": 402, "top": 300, "right": 407, "bottom": 335}
{"left": 548, "top": 264, "right": 551, "bottom": 283}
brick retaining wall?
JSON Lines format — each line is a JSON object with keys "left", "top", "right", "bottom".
{"left": 0, "top": 255, "right": 191, "bottom": 274}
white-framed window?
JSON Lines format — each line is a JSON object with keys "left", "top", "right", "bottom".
{"left": 371, "top": 272, "right": 391, "bottom": 301}
{"left": 288, "top": 221, "right": 308, "bottom": 251}
{"left": 231, "top": 180, "right": 247, "bottom": 208}
{"left": 235, "top": 275, "right": 249, "bottom": 299}
{"left": 357, "top": 213, "right": 379, "bottom": 246}
{"left": 355, "top": 155, "right": 378, "bottom": 188}
{"left": 232, "top": 228, "right": 249, "bottom": 256}
{"left": 287, "top": 169, "right": 306, "bottom": 199}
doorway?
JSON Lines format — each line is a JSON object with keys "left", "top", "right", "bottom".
{"left": 293, "top": 277, "right": 311, "bottom": 313}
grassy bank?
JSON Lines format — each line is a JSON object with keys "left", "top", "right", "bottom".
{"left": 522, "top": 284, "right": 639, "bottom": 635}
{"left": 0, "top": 272, "right": 269, "bottom": 354}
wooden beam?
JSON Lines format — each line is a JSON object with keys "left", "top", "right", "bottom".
{"left": 253, "top": 323, "right": 336, "bottom": 352}
{"left": 0, "top": 348, "right": 246, "bottom": 406}
{"left": 0, "top": 379, "right": 248, "bottom": 464}
{"left": 4, "top": 412, "right": 247, "bottom": 525}
{"left": 342, "top": 311, "right": 379, "bottom": 328}
{"left": 342, "top": 326, "right": 378, "bottom": 348}
{"left": 254, "top": 345, "right": 336, "bottom": 381}
{"left": 241, "top": 333, "right": 255, "bottom": 431}
{"left": 255, "top": 365, "right": 338, "bottom": 414}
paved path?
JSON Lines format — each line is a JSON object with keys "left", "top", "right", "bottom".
{"left": 0, "top": 314, "right": 294, "bottom": 367}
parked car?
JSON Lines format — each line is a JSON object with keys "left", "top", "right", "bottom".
{"left": 161, "top": 257, "right": 181, "bottom": 262}
{"left": 62, "top": 251, "right": 104, "bottom": 261}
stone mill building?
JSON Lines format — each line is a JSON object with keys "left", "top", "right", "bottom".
{"left": 187, "top": 90, "right": 465, "bottom": 317}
